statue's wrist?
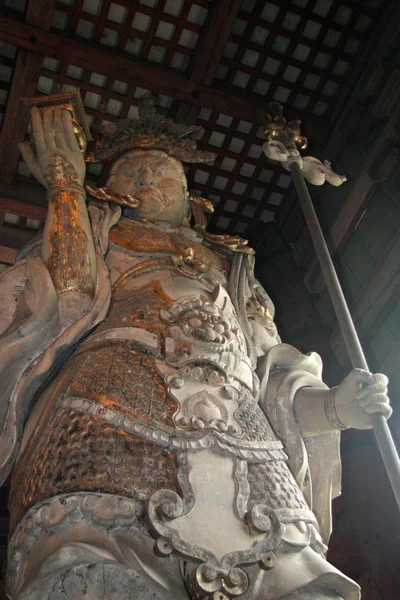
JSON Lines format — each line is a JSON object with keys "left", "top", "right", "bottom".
{"left": 324, "top": 387, "right": 347, "bottom": 430}
{"left": 45, "top": 155, "right": 85, "bottom": 197}
{"left": 47, "top": 184, "right": 86, "bottom": 200}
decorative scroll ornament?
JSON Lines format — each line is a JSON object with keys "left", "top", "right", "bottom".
{"left": 86, "top": 93, "right": 216, "bottom": 164}
{"left": 85, "top": 184, "right": 140, "bottom": 209}
{"left": 174, "top": 389, "right": 239, "bottom": 435}
{"left": 260, "top": 102, "right": 347, "bottom": 187}
{"left": 246, "top": 295, "right": 274, "bottom": 327}
{"left": 189, "top": 193, "right": 255, "bottom": 255}
{"left": 147, "top": 454, "right": 282, "bottom": 599}
{"left": 196, "top": 229, "right": 256, "bottom": 255}
{"left": 189, "top": 194, "right": 215, "bottom": 217}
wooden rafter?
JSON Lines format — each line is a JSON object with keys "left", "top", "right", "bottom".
{"left": 0, "top": 15, "right": 329, "bottom": 139}
{"left": 0, "top": 195, "right": 45, "bottom": 255}
{"left": 328, "top": 228, "right": 400, "bottom": 376}
{"left": 0, "top": 196, "right": 46, "bottom": 221}
{"left": 328, "top": 95, "right": 400, "bottom": 255}
{"left": 191, "top": 0, "right": 242, "bottom": 86}
{"left": 176, "top": 0, "right": 242, "bottom": 124}
{"left": 328, "top": 172, "right": 377, "bottom": 255}
{"left": 0, "top": 16, "right": 258, "bottom": 116}
{"left": 0, "top": 1, "right": 55, "bottom": 183}
{"left": 0, "top": 225, "right": 37, "bottom": 250}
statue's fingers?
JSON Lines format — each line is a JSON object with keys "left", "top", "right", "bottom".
{"left": 31, "top": 107, "right": 46, "bottom": 155}
{"left": 370, "top": 372, "right": 389, "bottom": 386}
{"left": 351, "top": 368, "right": 375, "bottom": 386}
{"left": 359, "top": 392, "right": 388, "bottom": 408}
{"left": 356, "top": 381, "right": 387, "bottom": 400}
{"left": 54, "top": 109, "right": 67, "bottom": 149}
{"left": 43, "top": 108, "right": 57, "bottom": 151}
{"left": 62, "top": 110, "right": 79, "bottom": 152}
{"left": 19, "top": 142, "right": 44, "bottom": 184}
{"left": 363, "top": 402, "right": 392, "bottom": 418}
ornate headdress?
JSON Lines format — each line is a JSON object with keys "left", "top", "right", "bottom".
{"left": 86, "top": 93, "right": 216, "bottom": 164}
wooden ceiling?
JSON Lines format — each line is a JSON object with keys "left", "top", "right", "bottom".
{"left": 0, "top": 0, "right": 387, "bottom": 254}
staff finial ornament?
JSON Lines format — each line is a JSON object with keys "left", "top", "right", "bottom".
{"left": 260, "top": 102, "right": 347, "bottom": 187}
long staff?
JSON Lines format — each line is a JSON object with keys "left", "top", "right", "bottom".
{"left": 262, "top": 102, "right": 400, "bottom": 509}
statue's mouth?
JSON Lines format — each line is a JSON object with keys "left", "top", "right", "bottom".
{"left": 133, "top": 186, "right": 171, "bottom": 207}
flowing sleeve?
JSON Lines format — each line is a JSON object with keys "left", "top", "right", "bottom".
{"left": 258, "top": 344, "right": 341, "bottom": 543}
{"left": 0, "top": 202, "right": 121, "bottom": 483}
{"left": 0, "top": 249, "right": 111, "bottom": 485}
{"left": 245, "top": 263, "right": 341, "bottom": 543}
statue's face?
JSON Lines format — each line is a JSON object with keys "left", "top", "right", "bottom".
{"left": 110, "top": 154, "right": 186, "bottom": 225}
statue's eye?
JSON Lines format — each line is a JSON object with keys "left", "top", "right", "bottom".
{"left": 125, "top": 169, "right": 140, "bottom": 178}
{"left": 153, "top": 169, "right": 166, "bottom": 178}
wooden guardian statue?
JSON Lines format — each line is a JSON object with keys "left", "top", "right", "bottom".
{"left": 0, "top": 92, "right": 392, "bottom": 599}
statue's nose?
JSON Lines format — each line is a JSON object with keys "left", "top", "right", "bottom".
{"left": 137, "top": 169, "right": 158, "bottom": 187}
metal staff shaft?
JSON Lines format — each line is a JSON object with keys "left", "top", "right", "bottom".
{"left": 289, "top": 160, "right": 400, "bottom": 509}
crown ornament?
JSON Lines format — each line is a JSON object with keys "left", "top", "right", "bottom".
{"left": 86, "top": 93, "right": 216, "bottom": 164}
{"left": 260, "top": 102, "right": 346, "bottom": 186}
{"left": 259, "top": 101, "right": 307, "bottom": 151}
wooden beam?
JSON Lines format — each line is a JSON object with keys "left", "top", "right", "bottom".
{"left": 355, "top": 231, "right": 400, "bottom": 338}
{"left": 325, "top": 66, "right": 400, "bottom": 256}
{"left": 176, "top": 0, "right": 242, "bottom": 124}
{"left": 192, "top": 0, "right": 242, "bottom": 86}
{"left": 0, "top": 16, "right": 329, "bottom": 134}
{"left": 328, "top": 172, "right": 377, "bottom": 255}
{"left": 0, "top": 196, "right": 46, "bottom": 221}
{"left": 0, "top": 225, "right": 37, "bottom": 249}
{"left": 329, "top": 230, "right": 400, "bottom": 368}
{"left": 0, "top": 177, "right": 47, "bottom": 207}
{"left": 0, "top": 1, "right": 55, "bottom": 183}
{"left": 326, "top": 131, "right": 400, "bottom": 258}
{"left": 302, "top": 6, "right": 400, "bottom": 276}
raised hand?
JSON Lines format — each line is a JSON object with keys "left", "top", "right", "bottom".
{"left": 334, "top": 368, "right": 392, "bottom": 430}
{"left": 19, "top": 107, "right": 86, "bottom": 189}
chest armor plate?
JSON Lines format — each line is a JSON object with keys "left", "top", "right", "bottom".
{"left": 109, "top": 218, "right": 229, "bottom": 276}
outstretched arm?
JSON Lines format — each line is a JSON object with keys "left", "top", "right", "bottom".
{"left": 19, "top": 107, "right": 96, "bottom": 311}
{"left": 294, "top": 369, "right": 391, "bottom": 437}
{"left": 247, "top": 278, "right": 391, "bottom": 436}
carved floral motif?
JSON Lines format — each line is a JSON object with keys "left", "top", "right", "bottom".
{"left": 160, "top": 295, "right": 247, "bottom": 355}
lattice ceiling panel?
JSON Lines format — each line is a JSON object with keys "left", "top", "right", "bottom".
{"left": 53, "top": 0, "right": 209, "bottom": 73}
{"left": 186, "top": 109, "right": 289, "bottom": 233}
{"left": 216, "top": 0, "right": 383, "bottom": 117}
{"left": 0, "top": 0, "right": 389, "bottom": 237}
